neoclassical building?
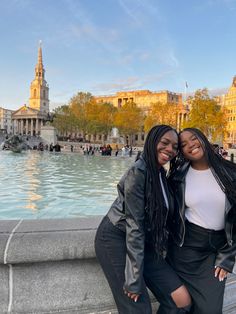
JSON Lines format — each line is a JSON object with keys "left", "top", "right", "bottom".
{"left": 0, "top": 107, "right": 14, "bottom": 134}
{"left": 95, "top": 89, "right": 188, "bottom": 131}
{"left": 219, "top": 76, "right": 236, "bottom": 147}
{"left": 12, "top": 43, "right": 49, "bottom": 136}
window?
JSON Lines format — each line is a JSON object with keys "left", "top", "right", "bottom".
{"left": 118, "top": 98, "right": 122, "bottom": 108}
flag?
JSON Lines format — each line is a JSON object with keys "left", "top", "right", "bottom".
{"left": 185, "top": 81, "right": 188, "bottom": 88}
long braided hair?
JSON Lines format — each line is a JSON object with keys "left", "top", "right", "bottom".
{"left": 173, "top": 128, "right": 236, "bottom": 210}
{"left": 142, "top": 125, "right": 178, "bottom": 255}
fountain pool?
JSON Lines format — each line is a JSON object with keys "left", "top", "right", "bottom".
{"left": 0, "top": 150, "right": 134, "bottom": 219}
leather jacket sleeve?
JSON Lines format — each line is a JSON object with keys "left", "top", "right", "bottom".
{"left": 215, "top": 223, "right": 236, "bottom": 273}
{"left": 123, "top": 166, "right": 146, "bottom": 294}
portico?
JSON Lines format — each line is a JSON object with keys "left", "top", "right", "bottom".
{"left": 12, "top": 105, "right": 46, "bottom": 136}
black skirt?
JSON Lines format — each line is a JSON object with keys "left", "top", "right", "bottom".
{"left": 167, "top": 220, "right": 228, "bottom": 314}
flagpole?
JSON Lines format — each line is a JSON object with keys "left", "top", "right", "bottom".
{"left": 185, "top": 81, "right": 188, "bottom": 101}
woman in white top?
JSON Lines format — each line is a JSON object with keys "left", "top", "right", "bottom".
{"left": 166, "top": 128, "right": 236, "bottom": 314}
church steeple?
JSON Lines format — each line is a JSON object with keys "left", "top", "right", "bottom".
{"left": 35, "top": 41, "right": 45, "bottom": 81}
{"left": 29, "top": 41, "right": 49, "bottom": 114}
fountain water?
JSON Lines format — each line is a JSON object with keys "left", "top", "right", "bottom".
{"left": 109, "top": 127, "right": 124, "bottom": 145}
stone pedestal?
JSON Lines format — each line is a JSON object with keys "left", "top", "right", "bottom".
{"left": 40, "top": 125, "right": 57, "bottom": 145}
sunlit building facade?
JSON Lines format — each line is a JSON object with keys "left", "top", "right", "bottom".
{"left": 221, "top": 76, "right": 236, "bottom": 147}
{"left": 12, "top": 43, "right": 49, "bottom": 136}
{"left": 0, "top": 107, "right": 15, "bottom": 134}
{"left": 95, "top": 89, "right": 188, "bottom": 133}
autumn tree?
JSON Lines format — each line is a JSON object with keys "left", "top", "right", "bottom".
{"left": 52, "top": 105, "right": 75, "bottom": 138}
{"left": 69, "top": 92, "right": 117, "bottom": 137}
{"left": 94, "top": 102, "right": 117, "bottom": 134}
{"left": 114, "top": 101, "right": 144, "bottom": 145}
{"left": 183, "top": 88, "right": 227, "bottom": 142}
{"left": 69, "top": 92, "right": 95, "bottom": 135}
{"left": 144, "top": 101, "right": 179, "bottom": 133}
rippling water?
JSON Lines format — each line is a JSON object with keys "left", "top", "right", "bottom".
{"left": 0, "top": 151, "right": 134, "bottom": 219}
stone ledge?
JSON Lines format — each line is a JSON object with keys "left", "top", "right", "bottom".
{"left": 0, "top": 217, "right": 103, "bottom": 264}
{"left": 0, "top": 217, "right": 235, "bottom": 314}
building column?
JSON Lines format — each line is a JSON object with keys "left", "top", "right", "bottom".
{"left": 26, "top": 119, "right": 29, "bottom": 135}
{"left": 36, "top": 119, "right": 39, "bottom": 135}
{"left": 16, "top": 120, "right": 18, "bottom": 134}
{"left": 20, "top": 119, "right": 24, "bottom": 135}
{"left": 137, "top": 132, "right": 142, "bottom": 145}
{"left": 31, "top": 119, "right": 34, "bottom": 136}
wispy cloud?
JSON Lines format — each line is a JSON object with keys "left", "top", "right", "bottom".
{"left": 118, "top": 0, "right": 141, "bottom": 25}
{"left": 118, "top": 0, "right": 163, "bottom": 24}
{"left": 196, "top": 0, "right": 236, "bottom": 11}
{"left": 117, "top": 50, "right": 151, "bottom": 65}
{"left": 209, "top": 87, "right": 228, "bottom": 96}
{"left": 63, "top": 0, "right": 121, "bottom": 53}
{"left": 142, "top": 71, "right": 175, "bottom": 86}
{"left": 92, "top": 77, "right": 141, "bottom": 94}
{"left": 117, "top": 1, "right": 181, "bottom": 70}
{"left": 92, "top": 71, "right": 176, "bottom": 95}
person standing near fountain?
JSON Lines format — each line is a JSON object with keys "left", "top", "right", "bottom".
{"left": 165, "top": 128, "right": 236, "bottom": 314}
{"left": 95, "top": 125, "right": 191, "bottom": 314}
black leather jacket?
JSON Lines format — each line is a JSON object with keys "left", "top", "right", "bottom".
{"left": 107, "top": 155, "right": 173, "bottom": 294}
{"left": 169, "top": 162, "right": 236, "bottom": 273}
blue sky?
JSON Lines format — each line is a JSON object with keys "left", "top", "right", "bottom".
{"left": 0, "top": 0, "right": 236, "bottom": 110}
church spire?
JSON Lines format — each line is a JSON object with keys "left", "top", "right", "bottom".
{"left": 38, "top": 40, "right": 43, "bottom": 66}
{"left": 35, "top": 40, "right": 45, "bottom": 81}
{"left": 29, "top": 41, "right": 49, "bottom": 114}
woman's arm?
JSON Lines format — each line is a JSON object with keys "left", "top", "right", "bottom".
{"left": 215, "top": 224, "right": 236, "bottom": 273}
{"left": 123, "top": 166, "right": 146, "bottom": 295}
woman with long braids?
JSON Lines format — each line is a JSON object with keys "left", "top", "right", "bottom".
{"left": 95, "top": 125, "right": 191, "bottom": 314}
{"left": 166, "top": 128, "right": 236, "bottom": 314}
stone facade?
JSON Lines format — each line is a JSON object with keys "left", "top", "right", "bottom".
{"left": 0, "top": 107, "right": 15, "bottom": 134}
{"left": 95, "top": 89, "right": 181, "bottom": 110}
{"left": 95, "top": 89, "right": 188, "bottom": 132}
{"left": 29, "top": 42, "right": 49, "bottom": 114}
{"left": 12, "top": 43, "right": 49, "bottom": 136}
{"left": 12, "top": 105, "right": 46, "bottom": 136}
{"left": 222, "top": 76, "right": 236, "bottom": 147}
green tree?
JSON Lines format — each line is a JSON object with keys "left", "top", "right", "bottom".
{"left": 144, "top": 101, "right": 179, "bottom": 132}
{"left": 70, "top": 92, "right": 117, "bottom": 136}
{"left": 183, "top": 88, "right": 227, "bottom": 142}
{"left": 94, "top": 102, "right": 117, "bottom": 134}
{"left": 52, "top": 105, "right": 75, "bottom": 138}
{"left": 114, "top": 101, "right": 144, "bottom": 144}
{"left": 69, "top": 92, "right": 95, "bottom": 136}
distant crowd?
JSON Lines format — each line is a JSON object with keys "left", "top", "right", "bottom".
{"left": 32, "top": 142, "right": 61, "bottom": 152}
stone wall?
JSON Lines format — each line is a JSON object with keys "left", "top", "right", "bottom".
{"left": 0, "top": 217, "right": 235, "bottom": 314}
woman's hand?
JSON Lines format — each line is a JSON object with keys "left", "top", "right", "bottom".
{"left": 124, "top": 289, "right": 140, "bottom": 302}
{"left": 215, "top": 266, "right": 228, "bottom": 281}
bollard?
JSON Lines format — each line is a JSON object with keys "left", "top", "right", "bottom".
{"left": 230, "top": 153, "right": 234, "bottom": 163}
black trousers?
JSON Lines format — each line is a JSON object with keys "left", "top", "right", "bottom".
{"left": 95, "top": 216, "right": 183, "bottom": 314}
{"left": 167, "top": 221, "right": 228, "bottom": 314}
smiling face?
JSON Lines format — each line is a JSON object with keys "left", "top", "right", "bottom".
{"left": 180, "top": 130, "right": 207, "bottom": 165}
{"left": 156, "top": 130, "right": 178, "bottom": 167}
